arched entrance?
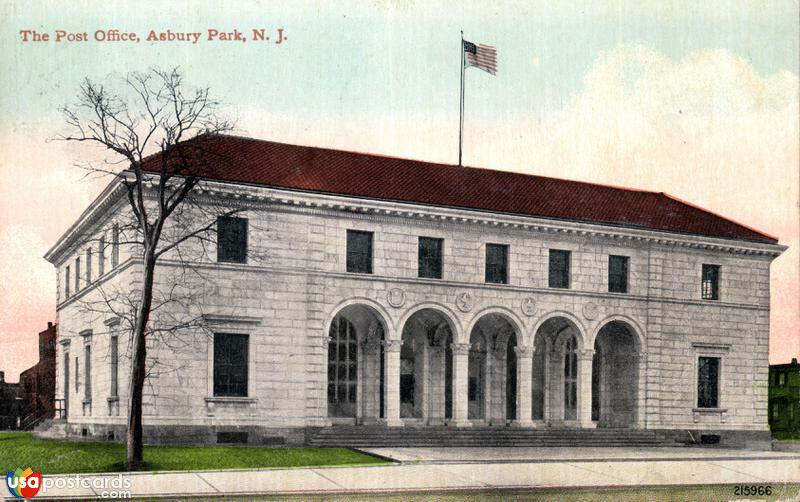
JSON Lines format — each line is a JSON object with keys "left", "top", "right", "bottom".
{"left": 532, "top": 316, "right": 584, "bottom": 424}
{"left": 327, "top": 304, "right": 386, "bottom": 420}
{"left": 400, "top": 308, "right": 455, "bottom": 423}
{"left": 468, "top": 314, "right": 518, "bottom": 423}
{"left": 592, "top": 321, "right": 640, "bottom": 428}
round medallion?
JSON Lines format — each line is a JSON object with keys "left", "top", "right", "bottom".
{"left": 387, "top": 288, "right": 406, "bottom": 308}
{"left": 521, "top": 297, "right": 536, "bottom": 316}
{"left": 456, "top": 291, "right": 474, "bottom": 312}
{"left": 582, "top": 302, "right": 599, "bottom": 320}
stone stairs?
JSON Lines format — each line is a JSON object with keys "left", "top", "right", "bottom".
{"left": 309, "top": 425, "right": 671, "bottom": 448}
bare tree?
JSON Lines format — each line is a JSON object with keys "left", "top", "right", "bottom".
{"left": 59, "top": 68, "right": 237, "bottom": 470}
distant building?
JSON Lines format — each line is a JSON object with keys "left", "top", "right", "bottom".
{"left": 769, "top": 358, "right": 800, "bottom": 433}
{"left": 19, "top": 322, "right": 58, "bottom": 428}
{"left": 0, "top": 371, "right": 21, "bottom": 430}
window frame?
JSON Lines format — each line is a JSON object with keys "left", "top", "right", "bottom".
{"left": 65, "top": 265, "right": 71, "bottom": 299}
{"left": 86, "top": 248, "right": 92, "bottom": 284}
{"left": 74, "top": 257, "right": 81, "bottom": 292}
{"left": 98, "top": 235, "right": 106, "bottom": 276}
{"left": 696, "top": 355, "right": 722, "bottom": 409}
{"left": 548, "top": 249, "right": 571, "bottom": 289}
{"left": 418, "top": 236, "right": 444, "bottom": 279}
{"left": 608, "top": 255, "right": 629, "bottom": 293}
{"left": 110, "top": 335, "right": 118, "bottom": 398}
{"left": 216, "top": 216, "right": 249, "bottom": 264}
{"left": 111, "top": 224, "right": 120, "bottom": 268}
{"left": 701, "top": 264, "right": 720, "bottom": 301}
{"left": 212, "top": 333, "right": 250, "bottom": 398}
{"left": 484, "top": 243, "right": 509, "bottom": 284}
{"left": 346, "top": 229, "right": 374, "bottom": 274}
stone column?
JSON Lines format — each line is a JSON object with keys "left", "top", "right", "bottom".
{"left": 514, "top": 345, "right": 535, "bottom": 427}
{"left": 483, "top": 351, "right": 492, "bottom": 422}
{"left": 382, "top": 339, "right": 403, "bottom": 426}
{"left": 361, "top": 341, "right": 381, "bottom": 422}
{"left": 636, "top": 351, "right": 648, "bottom": 429}
{"left": 578, "top": 348, "right": 596, "bottom": 428}
{"left": 450, "top": 343, "right": 471, "bottom": 427}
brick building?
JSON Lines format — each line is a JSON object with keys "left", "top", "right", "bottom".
{"left": 44, "top": 136, "right": 786, "bottom": 446}
{"left": 769, "top": 358, "right": 800, "bottom": 433}
{"left": 19, "top": 322, "right": 58, "bottom": 427}
{"left": 0, "top": 371, "right": 21, "bottom": 430}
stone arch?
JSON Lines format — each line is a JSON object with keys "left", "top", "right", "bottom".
{"left": 530, "top": 310, "right": 588, "bottom": 350}
{"left": 465, "top": 306, "right": 527, "bottom": 346}
{"left": 397, "top": 302, "right": 463, "bottom": 344}
{"left": 398, "top": 305, "right": 461, "bottom": 422}
{"left": 325, "top": 297, "right": 394, "bottom": 338}
{"left": 531, "top": 313, "right": 586, "bottom": 423}
{"left": 467, "top": 310, "right": 522, "bottom": 423}
{"left": 591, "top": 318, "right": 643, "bottom": 428}
{"left": 326, "top": 301, "right": 390, "bottom": 420}
{"left": 588, "top": 314, "right": 646, "bottom": 351}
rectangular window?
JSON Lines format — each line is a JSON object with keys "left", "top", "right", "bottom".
{"left": 485, "top": 243, "right": 509, "bottom": 284}
{"left": 213, "top": 333, "right": 249, "bottom": 397}
{"left": 776, "top": 371, "right": 786, "bottom": 387}
{"left": 418, "top": 237, "right": 443, "bottom": 279}
{"left": 65, "top": 266, "right": 71, "bottom": 299}
{"left": 701, "top": 264, "right": 720, "bottom": 300}
{"left": 86, "top": 248, "right": 92, "bottom": 284}
{"left": 111, "top": 224, "right": 119, "bottom": 267}
{"left": 84, "top": 344, "right": 91, "bottom": 401}
{"left": 74, "top": 257, "right": 81, "bottom": 292}
{"left": 74, "top": 356, "right": 80, "bottom": 393}
{"left": 98, "top": 235, "right": 105, "bottom": 276}
{"left": 346, "top": 230, "right": 373, "bottom": 274}
{"left": 217, "top": 216, "right": 248, "bottom": 263}
{"left": 608, "top": 255, "right": 629, "bottom": 293}
{"left": 697, "top": 356, "right": 720, "bottom": 408}
{"left": 110, "top": 336, "right": 118, "bottom": 397}
{"left": 548, "top": 249, "right": 571, "bottom": 289}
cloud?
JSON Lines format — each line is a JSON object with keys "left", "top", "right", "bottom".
{"left": 243, "top": 44, "right": 799, "bottom": 361}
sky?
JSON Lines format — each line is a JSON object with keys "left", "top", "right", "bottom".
{"left": 0, "top": 0, "right": 798, "bottom": 380}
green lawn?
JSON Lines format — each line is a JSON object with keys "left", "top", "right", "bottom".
{"left": 0, "top": 432, "right": 387, "bottom": 474}
{"left": 773, "top": 430, "right": 800, "bottom": 441}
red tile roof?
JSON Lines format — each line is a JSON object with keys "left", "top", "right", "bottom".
{"left": 143, "top": 135, "right": 777, "bottom": 244}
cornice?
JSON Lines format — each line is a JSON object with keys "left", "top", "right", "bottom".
{"left": 45, "top": 173, "right": 787, "bottom": 267}
{"left": 190, "top": 179, "right": 786, "bottom": 258}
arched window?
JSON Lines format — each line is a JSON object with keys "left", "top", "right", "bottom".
{"left": 328, "top": 317, "right": 358, "bottom": 417}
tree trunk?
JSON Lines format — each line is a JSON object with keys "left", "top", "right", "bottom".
{"left": 126, "top": 250, "right": 156, "bottom": 471}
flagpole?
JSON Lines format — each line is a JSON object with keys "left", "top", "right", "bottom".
{"left": 458, "top": 30, "right": 465, "bottom": 167}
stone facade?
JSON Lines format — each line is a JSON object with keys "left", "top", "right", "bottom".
{"left": 46, "top": 173, "right": 785, "bottom": 446}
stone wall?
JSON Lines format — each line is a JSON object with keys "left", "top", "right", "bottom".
{"left": 51, "top": 185, "right": 781, "bottom": 443}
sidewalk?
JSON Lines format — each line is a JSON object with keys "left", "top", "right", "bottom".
{"left": 30, "top": 448, "right": 800, "bottom": 499}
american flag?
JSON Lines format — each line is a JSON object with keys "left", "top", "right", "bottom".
{"left": 463, "top": 40, "right": 497, "bottom": 75}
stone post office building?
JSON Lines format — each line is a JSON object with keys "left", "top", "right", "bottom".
{"left": 45, "top": 135, "right": 785, "bottom": 446}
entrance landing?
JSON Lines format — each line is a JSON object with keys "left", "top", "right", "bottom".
{"left": 309, "top": 426, "right": 670, "bottom": 448}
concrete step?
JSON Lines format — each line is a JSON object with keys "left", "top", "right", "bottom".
{"left": 308, "top": 426, "right": 671, "bottom": 447}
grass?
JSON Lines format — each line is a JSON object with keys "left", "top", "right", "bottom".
{"left": 0, "top": 432, "right": 387, "bottom": 474}
{"left": 772, "top": 430, "right": 800, "bottom": 441}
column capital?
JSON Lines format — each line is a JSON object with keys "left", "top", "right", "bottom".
{"left": 578, "top": 349, "right": 595, "bottom": 360}
{"left": 450, "top": 342, "right": 471, "bottom": 355}
{"left": 382, "top": 339, "right": 403, "bottom": 352}
{"left": 514, "top": 345, "right": 535, "bottom": 358}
